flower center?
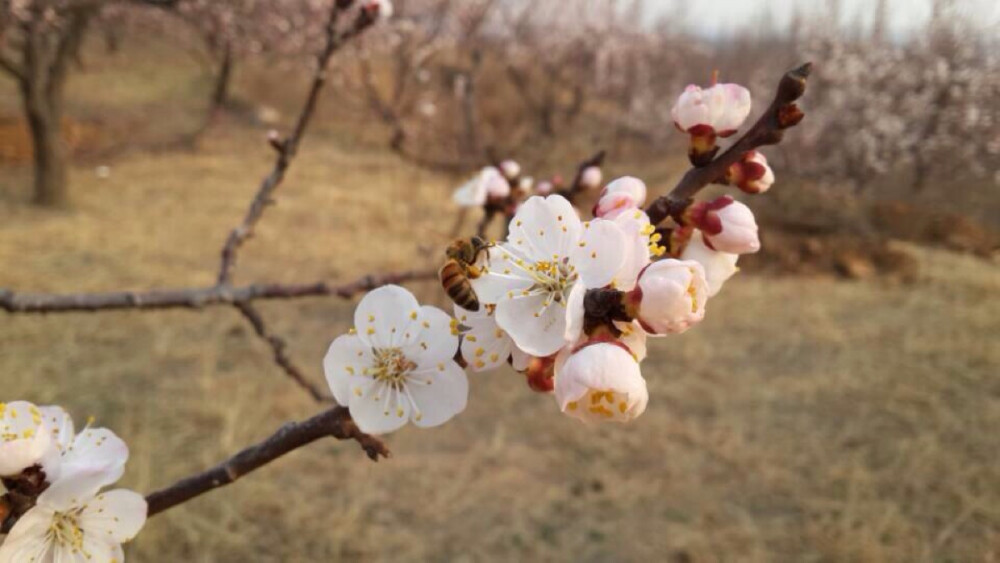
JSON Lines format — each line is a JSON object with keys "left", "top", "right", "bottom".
{"left": 48, "top": 509, "right": 85, "bottom": 552}
{"left": 370, "top": 348, "right": 417, "bottom": 388}
{"left": 526, "top": 258, "right": 577, "bottom": 298}
{"left": 566, "top": 390, "right": 632, "bottom": 420}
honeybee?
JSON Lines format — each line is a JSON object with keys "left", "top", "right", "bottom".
{"left": 440, "top": 236, "right": 493, "bottom": 311}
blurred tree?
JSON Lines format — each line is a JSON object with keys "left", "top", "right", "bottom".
{"left": 0, "top": 0, "right": 176, "bottom": 207}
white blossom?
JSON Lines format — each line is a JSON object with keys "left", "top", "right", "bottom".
{"left": 472, "top": 195, "right": 626, "bottom": 357}
{"left": 554, "top": 341, "right": 648, "bottom": 423}
{"left": 0, "top": 487, "right": 147, "bottom": 562}
{"left": 325, "top": 285, "right": 468, "bottom": 434}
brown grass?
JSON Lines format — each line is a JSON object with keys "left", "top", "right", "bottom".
{"left": 1, "top": 123, "right": 998, "bottom": 562}
{"left": 1, "top": 34, "right": 999, "bottom": 561}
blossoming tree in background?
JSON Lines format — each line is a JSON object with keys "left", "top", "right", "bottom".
{"left": 0, "top": 0, "right": 812, "bottom": 557}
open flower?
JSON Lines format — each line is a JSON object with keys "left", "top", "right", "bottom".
{"left": 454, "top": 304, "right": 530, "bottom": 372}
{"left": 594, "top": 176, "right": 647, "bottom": 219}
{"left": 680, "top": 230, "right": 740, "bottom": 296}
{"left": 629, "top": 259, "right": 708, "bottom": 335}
{"left": 0, "top": 486, "right": 147, "bottom": 562}
{"left": 554, "top": 341, "right": 648, "bottom": 423}
{"left": 0, "top": 401, "right": 56, "bottom": 478}
{"left": 325, "top": 285, "right": 468, "bottom": 434}
{"left": 472, "top": 195, "right": 627, "bottom": 357}
{"left": 687, "top": 196, "right": 760, "bottom": 254}
{"left": 452, "top": 167, "right": 510, "bottom": 207}
{"left": 672, "top": 83, "right": 752, "bottom": 137}
{"left": 35, "top": 407, "right": 130, "bottom": 508}
{"left": 727, "top": 150, "right": 775, "bottom": 194}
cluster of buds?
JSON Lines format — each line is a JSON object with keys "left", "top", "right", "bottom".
{"left": 0, "top": 402, "right": 146, "bottom": 560}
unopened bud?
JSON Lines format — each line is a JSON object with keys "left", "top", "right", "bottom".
{"left": 628, "top": 260, "right": 708, "bottom": 335}
{"left": 579, "top": 166, "right": 603, "bottom": 191}
{"left": 726, "top": 151, "right": 775, "bottom": 194}
{"left": 685, "top": 196, "right": 759, "bottom": 254}
{"left": 499, "top": 159, "right": 521, "bottom": 180}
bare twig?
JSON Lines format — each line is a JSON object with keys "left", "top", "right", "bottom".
{"left": 234, "top": 301, "right": 333, "bottom": 403}
{"left": 217, "top": 6, "right": 377, "bottom": 285}
{"left": 646, "top": 63, "right": 812, "bottom": 225}
{"left": 0, "top": 270, "right": 435, "bottom": 314}
{"left": 145, "top": 406, "right": 390, "bottom": 517}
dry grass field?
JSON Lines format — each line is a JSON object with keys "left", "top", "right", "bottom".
{"left": 2, "top": 40, "right": 1000, "bottom": 562}
{"left": 1, "top": 125, "right": 998, "bottom": 562}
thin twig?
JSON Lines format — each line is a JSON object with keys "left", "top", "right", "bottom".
{"left": 216, "top": 6, "right": 376, "bottom": 285}
{"left": 145, "top": 406, "right": 390, "bottom": 517}
{"left": 234, "top": 301, "right": 333, "bottom": 403}
{"left": 646, "top": 63, "right": 812, "bottom": 225}
{"left": 0, "top": 270, "right": 435, "bottom": 314}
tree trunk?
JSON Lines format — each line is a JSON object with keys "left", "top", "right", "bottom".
{"left": 24, "top": 92, "right": 68, "bottom": 207}
{"left": 211, "top": 42, "right": 234, "bottom": 112}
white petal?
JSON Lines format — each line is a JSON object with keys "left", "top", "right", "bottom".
{"left": 408, "top": 361, "right": 468, "bottom": 428}
{"left": 564, "top": 282, "right": 586, "bottom": 345}
{"left": 471, "top": 246, "right": 534, "bottom": 304}
{"left": 571, "top": 219, "right": 626, "bottom": 289}
{"left": 495, "top": 292, "right": 568, "bottom": 357}
{"left": 38, "top": 406, "right": 75, "bottom": 452}
{"left": 40, "top": 429, "right": 128, "bottom": 511}
{"left": 0, "top": 401, "right": 52, "bottom": 477}
{"left": 456, "top": 306, "right": 513, "bottom": 372}
{"left": 348, "top": 382, "right": 410, "bottom": 435}
{"left": 404, "top": 306, "right": 458, "bottom": 365}
{"left": 79, "top": 489, "right": 148, "bottom": 543}
{"left": 323, "top": 334, "right": 374, "bottom": 406}
{"left": 353, "top": 285, "right": 421, "bottom": 348}
{"left": 507, "top": 196, "right": 582, "bottom": 262}
{"left": 510, "top": 346, "right": 533, "bottom": 372}
{"left": 0, "top": 505, "right": 55, "bottom": 563}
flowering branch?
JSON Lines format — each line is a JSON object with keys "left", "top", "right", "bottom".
{"left": 646, "top": 63, "right": 812, "bottom": 225}
{"left": 145, "top": 405, "right": 389, "bottom": 518}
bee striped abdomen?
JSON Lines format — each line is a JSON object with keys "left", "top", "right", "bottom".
{"left": 440, "top": 259, "right": 480, "bottom": 311}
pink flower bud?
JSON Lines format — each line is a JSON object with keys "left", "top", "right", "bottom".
{"left": 554, "top": 341, "right": 648, "bottom": 423}
{"left": 726, "top": 151, "right": 775, "bottom": 194}
{"left": 630, "top": 259, "right": 708, "bottom": 335}
{"left": 671, "top": 83, "right": 752, "bottom": 137}
{"left": 680, "top": 230, "right": 739, "bottom": 297}
{"left": 600, "top": 176, "right": 647, "bottom": 205}
{"left": 579, "top": 166, "right": 603, "bottom": 190}
{"left": 535, "top": 180, "right": 554, "bottom": 195}
{"left": 363, "top": 0, "right": 393, "bottom": 20}
{"left": 687, "top": 196, "right": 760, "bottom": 254}
{"left": 593, "top": 192, "right": 638, "bottom": 219}
{"left": 499, "top": 159, "right": 521, "bottom": 180}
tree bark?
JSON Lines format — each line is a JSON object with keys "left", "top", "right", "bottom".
{"left": 23, "top": 86, "right": 69, "bottom": 207}
{"left": 211, "top": 41, "right": 234, "bottom": 112}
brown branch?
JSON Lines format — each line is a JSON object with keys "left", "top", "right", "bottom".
{"left": 234, "top": 301, "right": 333, "bottom": 403}
{"left": 216, "top": 7, "right": 378, "bottom": 286}
{"left": 646, "top": 63, "right": 812, "bottom": 225}
{"left": 145, "top": 406, "right": 390, "bottom": 518}
{"left": 0, "top": 270, "right": 436, "bottom": 314}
